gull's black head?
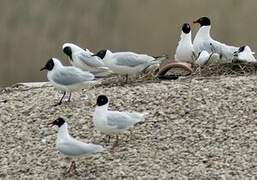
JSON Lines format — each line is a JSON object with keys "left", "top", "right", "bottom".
{"left": 182, "top": 23, "right": 191, "bottom": 34}
{"left": 193, "top": 17, "right": 211, "bottom": 27}
{"left": 49, "top": 117, "right": 65, "bottom": 128}
{"left": 40, "top": 58, "right": 55, "bottom": 71}
{"left": 238, "top": 46, "right": 245, "bottom": 53}
{"left": 96, "top": 95, "right": 108, "bottom": 106}
{"left": 92, "top": 49, "right": 107, "bottom": 59}
{"left": 63, "top": 46, "right": 73, "bottom": 60}
{"left": 234, "top": 46, "right": 246, "bottom": 56}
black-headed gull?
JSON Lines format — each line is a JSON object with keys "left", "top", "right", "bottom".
{"left": 40, "top": 58, "right": 98, "bottom": 106}
{"left": 175, "top": 23, "right": 195, "bottom": 63}
{"left": 93, "top": 95, "right": 145, "bottom": 149}
{"left": 193, "top": 16, "right": 239, "bottom": 60}
{"left": 92, "top": 49, "right": 168, "bottom": 82}
{"left": 233, "top": 46, "right": 257, "bottom": 62}
{"left": 62, "top": 43, "right": 113, "bottom": 77}
{"left": 49, "top": 117, "right": 104, "bottom": 174}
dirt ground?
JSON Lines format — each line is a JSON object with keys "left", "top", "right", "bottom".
{"left": 1, "top": 75, "right": 257, "bottom": 179}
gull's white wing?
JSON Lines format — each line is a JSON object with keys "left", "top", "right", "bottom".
{"left": 58, "top": 140, "right": 104, "bottom": 156}
{"left": 113, "top": 52, "right": 155, "bottom": 67}
{"left": 76, "top": 51, "right": 106, "bottom": 68}
{"left": 194, "top": 40, "right": 213, "bottom": 55}
{"left": 106, "top": 111, "right": 136, "bottom": 129}
{"left": 52, "top": 67, "right": 94, "bottom": 85}
{"left": 193, "top": 37, "right": 238, "bottom": 60}
{"left": 106, "top": 111, "right": 144, "bottom": 129}
{"left": 209, "top": 39, "right": 238, "bottom": 60}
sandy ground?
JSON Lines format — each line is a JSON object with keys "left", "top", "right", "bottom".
{"left": 1, "top": 76, "right": 257, "bottom": 179}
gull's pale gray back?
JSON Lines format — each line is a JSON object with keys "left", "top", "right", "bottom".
{"left": 77, "top": 52, "right": 105, "bottom": 68}
{"left": 58, "top": 140, "right": 104, "bottom": 156}
{"left": 113, "top": 53, "right": 154, "bottom": 67}
{"left": 106, "top": 111, "right": 142, "bottom": 129}
{"left": 52, "top": 67, "right": 94, "bottom": 86}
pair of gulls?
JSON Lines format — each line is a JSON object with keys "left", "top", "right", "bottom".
{"left": 49, "top": 95, "right": 146, "bottom": 174}
{"left": 175, "top": 17, "right": 256, "bottom": 65}
{"left": 41, "top": 44, "right": 166, "bottom": 105}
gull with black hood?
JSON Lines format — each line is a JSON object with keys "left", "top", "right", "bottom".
{"left": 175, "top": 23, "right": 195, "bottom": 63}
{"left": 233, "top": 45, "right": 256, "bottom": 62}
{"left": 92, "top": 49, "right": 168, "bottom": 82}
{"left": 62, "top": 43, "right": 113, "bottom": 77}
{"left": 49, "top": 117, "right": 104, "bottom": 175}
{"left": 40, "top": 58, "right": 98, "bottom": 106}
{"left": 193, "top": 16, "right": 239, "bottom": 60}
{"left": 93, "top": 95, "right": 146, "bottom": 149}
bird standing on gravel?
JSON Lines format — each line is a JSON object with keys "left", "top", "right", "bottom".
{"left": 62, "top": 43, "right": 113, "bottom": 77}
{"left": 93, "top": 95, "right": 146, "bottom": 149}
{"left": 175, "top": 23, "right": 195, "bottom": 63}
{"left": 193, "top": 16, "right": 239, "bottom": 60}
{"left": 92, "top": 49, "right": 168, "bottom": 83}
{"left": 49, "top": 117, "right": 105, "bottom": 175}
{"left": 40, "top": 58, "right": 98, "bottom": 106}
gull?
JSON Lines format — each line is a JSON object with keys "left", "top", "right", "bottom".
{"left": 93, "top": 95, "right": 146, "bottom": 149}
{"left": 233, "top": 46, "right": 257, "bottom": 62}
{"left": 92, "top": 49, "right": 168, "bottom": 82}
{"left": 40, "top": 58, "right": 98, "bottom": 106}
{"left": 62, "top": 43, "right": 113, "bottom": 77}
{"left": 193, "top": 16, "right": 239, "bottom": 61}
{"left": 49, "top": 117, "right": 104, "bottom": 175}
{"left": 175, "top": 23, "right": 195, "bottom": 63}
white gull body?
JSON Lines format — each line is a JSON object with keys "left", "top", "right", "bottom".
{"left": 56, "top": 122, "right": 104, "bottom": 156}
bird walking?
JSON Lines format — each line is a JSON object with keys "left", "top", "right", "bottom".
{"left": 49, "top": 117, "right": 105, "bottom": 175}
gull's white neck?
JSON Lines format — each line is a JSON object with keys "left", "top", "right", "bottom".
{"left": 103, "top": 50, "right": 113, "bottom": 63}
{"left": 180, "top": 32, "right": 192, "bottom": 42}
{"left": 47, "top": 60, "right": 64, "bottom": 81}
{"left": 52, "top": 59, "right": 64, "bottom": 71}
{"left": 57, "top": 123, "right": 70, "bottom": 141}
{"left": 194, "top": 25, "right": 211, "bottom": 40}
{"left": 94, "top": 104, "right": 108, "bottom": 114}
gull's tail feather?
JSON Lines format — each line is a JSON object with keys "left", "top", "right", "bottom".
{"left": 130, "top": 112, "right": 149, "bottom": 125}
{"left": 90, "top": 144, "right": 105, "bottom": 153}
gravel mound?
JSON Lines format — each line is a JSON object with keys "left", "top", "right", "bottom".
{"left": 1, "top": 75, "right": 257, "bottom": 179}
